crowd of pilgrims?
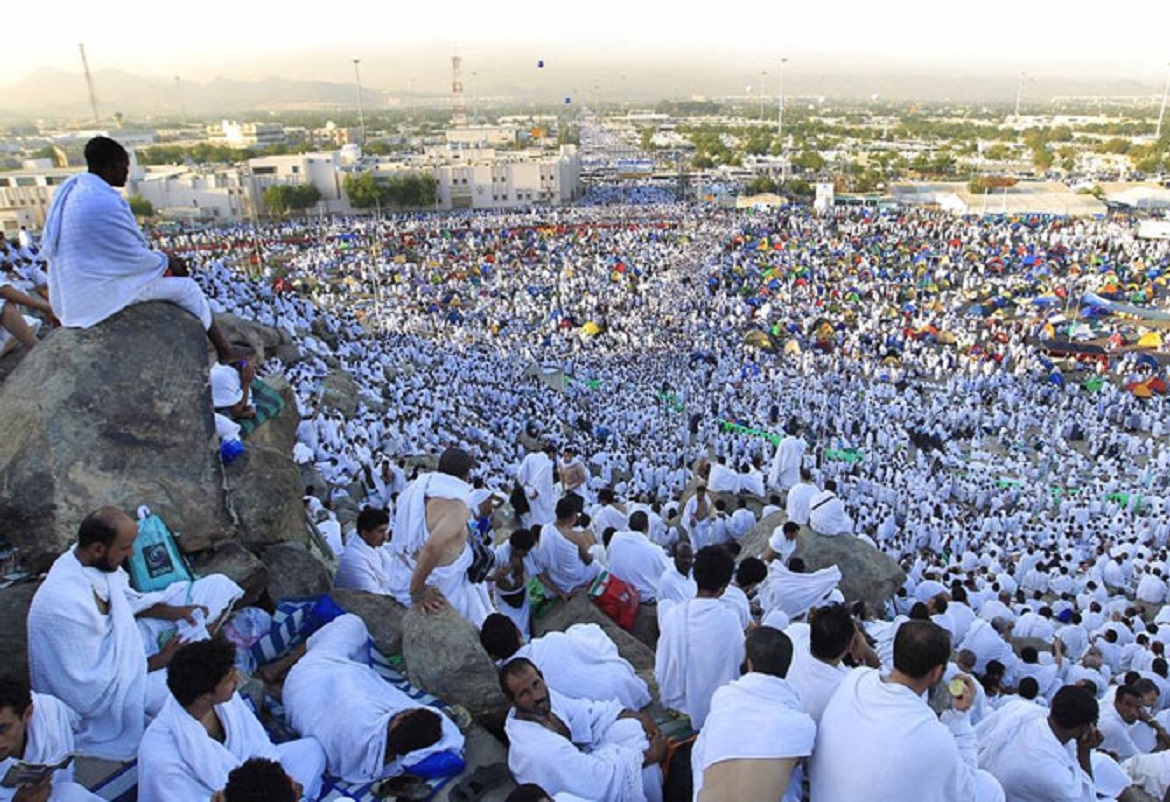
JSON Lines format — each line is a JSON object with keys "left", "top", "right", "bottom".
{"left": 148, "top": 194, "right": 1170, "bottom": 799}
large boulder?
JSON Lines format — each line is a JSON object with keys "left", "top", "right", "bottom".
{"left": 0, "top": 303, "right": 236, "bottom": 571}
{"left": 225, "top": 441, "right": 308, "bottom": 550}
{"left": 401, "top": 606, "right": 508, "bottom": 725}
{"left": 741, "top": 512, "right": 905, "bottom": 617}
{"left": 0, "top": 582, "right": 38, "bottom": 678}
{"left": 211, "top": 313, "right": 282, "bottom": 362}
{"left": 329, "top": 589, "right": 407, "bottom": 656}
{"left": 319, "top": 370, "right": 359, "bottom": 417}
{"left": 793, "top": 531, "right": 905, "bottom": 617}
{"left": 261, "top": 543, "right": 332, "bottom": 601}
{"left": 190, "top": 542, "right": 269, "bottom": 607}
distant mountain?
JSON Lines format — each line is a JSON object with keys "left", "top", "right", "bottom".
{"left": 0, "top": 68, "right": 390, "bottom": 122}
{"left": 0, "top": 64, "right": 1161, "bottom": 125}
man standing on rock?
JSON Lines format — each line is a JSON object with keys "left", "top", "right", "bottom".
{"left": 517, "top": 442, "right": 558, "bottom": 530}
{"left": 26, "top": 506, "right": 243, "bottom": 761}
{"left": 391, "top": 447, "right": 495, "bottom": 628}
{"left": 40, "top": 136, "right": 246, "bottom": 363}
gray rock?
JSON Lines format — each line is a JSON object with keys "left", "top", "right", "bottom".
{"left": 274, "top": 343, "right": 303, "bottom": 365}
{"left": 211, "top": 313, "right": 282, "bottom": 362}
{"left": 329, "top": 589, "right": 407, "bottom": 656}
{"left": 190, "top": 542, "right": 269, "bottom": 607}
{"left": 631, "top": 603, "right": 659, "bottom": 652}
{"left": 0, "top": 303, "right": 236, "bottom": 571}
{"left": 402, "top": 606, "right": 508, "bottom": 725}
{"left": 225, "top": 443, "right": 309, "bottom": 550}
{"left": 742, "top": 512, "right": 905, "bottom": 617}
{"left": 240, "top": 376, "right": 299, "bottom": 456}
{"left": 261, "top": 543, "right": 332, "bottom": 601}
{"left": 0, "top": 582, "right": 38, "bottom": 679}
{"left": 319, "top": 370, "right": 360, "bottom": 417}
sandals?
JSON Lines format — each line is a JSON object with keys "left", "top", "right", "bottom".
{"left": 446, "top": 762, "right": 513, "bottom": 802}
{"left": 372, "top": 774, "right": 430, "bottom": 800}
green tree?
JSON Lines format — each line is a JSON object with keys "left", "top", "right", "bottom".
{"left": 344, "top": 172, "right": 384, "bottom": 208}
{"left": 127, "top": 194, "right": 154, "bottom": 218}
{"left": 263, "top": 184, "right": 321, "bottom": 216}
{"left": 746, "top": 176, "right": 779, "bottom": 194}
{"left": 791, "top": 150, "right": 826, "bottom": 172}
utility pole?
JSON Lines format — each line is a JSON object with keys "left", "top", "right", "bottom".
{"left": 78, "top": 43, "right": 100, "bottom": 126}
{"left": 778, "top": 57, "right": 788, "bottom": 178}
{"left": 1157, "top": 62, "right": 1170, "bottom": 140}
{"left": 175, "top": 76, "right": 187, "bottom": 126}
{"left": 1014, "top": 72, "right": 1026, "bottom": 119}
{"left": 353, "top": 58, "right": 366, "bottom": 145}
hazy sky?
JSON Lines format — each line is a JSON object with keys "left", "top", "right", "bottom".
{"left": 3, "top": 0, "right": 1166, "bottom": 89}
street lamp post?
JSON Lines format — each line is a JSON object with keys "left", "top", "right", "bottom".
{"left": 1156, "top": 62, "right": 1170, "bottom": 140}
{"left": 353, "top": 58, "right": 366, "bottom": 146}
{"left": 1014, "top": 72, "right": 1026, "bottom": 119}
{"left": 778, "top": 57, "right": 788, "bottom": 178}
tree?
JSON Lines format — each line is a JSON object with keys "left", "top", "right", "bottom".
{"left": 263, "top": 184, "right": 320, "bottom": 216}
{"left": 344, "top": 172, "right": 383, "bottom": 208}
{"left": 127, "top": 194, "right": 153, "bottom": 219}
{"left": 746, "top": 176, "right": 779, "bottom": 194}
{"left": 791, "top": 150, "right": 825, "bottom": 172}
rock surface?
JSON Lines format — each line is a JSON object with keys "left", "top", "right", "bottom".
{"left": 190, "top": 542, "right": 269, "bottom": 607}
{"left": 0, "top": 582, "right": 38, "bottom": 678}
{"left": 402, "top": 606, "right": 508, "bottom": 724}
{"left": 260, "top": 542, "right": 332, "bottom": 601}
{"left": 329, "top": 589, "right": 407, "bottom": 656}
{"left": 533, "top": 594, "right": 656, "bottom": 673}
{"left": 0, "top": 303, "right": 236, "bottom": 571}
{"left": 742, "top": 512, "right": 906, "bottom": 616}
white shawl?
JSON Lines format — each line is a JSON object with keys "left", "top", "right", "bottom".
{"left": 518, "top": 624, "right": 651, "bottom": 710}
{"left": 42, "top": 172, "right": 168, "bottom": 328}
{"left": 390, "top": 472, "right": 473, "bottom": 557}
{"left": 758, "top": 562, "right": 842, "bottom": 621}
{"left": 505, "top": 690, "right": 646, "bottom": 802}
{"left": 137, "top": 694, "right": 279, "bottom": 802}
{"left": 27, "top": 550, "right": 149, "bottom": 761}
{"left": 655, "top": 598, "right": 744, "bottom": 729}
{"left": 0, "top": 693, "right": 94, "bottom": 802}
{"left": 691, "top": 673, "right": 816, "bottom": 799}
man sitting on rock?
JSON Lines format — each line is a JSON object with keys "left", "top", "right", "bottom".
{"left": 390, "top": 447, "right": 495, "bottom": 627}
{"left": 537, "top": 497, "right": 600, "bottom": 601}
{"left": 808, "top": 480, "right": 854, "bottom": 537}
{"left": 501, "top": 657, "right": 665, "bottom": 802}
{"left": 137, "top": 638, "right": 325, "bottom": 802}
{"left": 27, "top": 506, "right": 244, "bottom": 761}
{"left": 0, "top": 676, "right": 102, "bottom": 802}
{"left": 280, "top": 614, "right": 464, "bottom": 784}
{"left": 480, "top": 613, "right": 651, "bottom": 710}
{"left": 0, "top": 277, "right": 55, "bottom": 355}
{"left": 40, "top": 136, "right": 246, "bottom": 363}
{"left": 333, "top": 506, "right": 404, "bottom": 598}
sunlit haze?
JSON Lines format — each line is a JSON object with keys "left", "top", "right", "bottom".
{"left": 3, "top": 0, "right": 1167, "bottom": 92}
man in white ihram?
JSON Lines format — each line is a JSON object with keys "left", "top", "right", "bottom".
{"left": 769, "top": 426, "right": 806, "bottom": 492}
{"left": 518, "top": 442, "right": 559, "bottom": 529}
{"left": 390, "top": 447, "right": 494, "bottom": 627}
{"left": 811, "top": 620, "right": 1004, "bottom": 802}
{"left": 27, "top": 507, "right": 243, "bottom": 761}
{"left": 501, "top": 657, "right": 665, "bottom": 802}
{"left": 691, "top": 627, "right": 815, "bottom": 802}
{"left": 808, "top": 480, "right": 854, "bottom": 537}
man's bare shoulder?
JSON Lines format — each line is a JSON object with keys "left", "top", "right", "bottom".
{"left": 425, "top": 496, "right": 470, "bottom": 538}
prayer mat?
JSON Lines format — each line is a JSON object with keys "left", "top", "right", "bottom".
{"left": 237, "top": 378, "right": 286, "bottom": 438}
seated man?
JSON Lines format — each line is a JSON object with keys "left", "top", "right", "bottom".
{"left": 655, "top": 546, "right": 744, "bottom": 730}
{"left": 491, "top": 528, "right": 542, "bottom": 639}
{"left": 976, "top": 684, "right": 1099, "bottom": 801}
{"left": 0, "top": 676, "right": 101, "bottom": 802}
{"left": 27, "top": 506, "right": 243, "bottom": 761}
{"left": 280, "top": 614, "right": 464, "bottom": 784}
{"left": 538, "top": 497, "right": 600, "bottom": 599}
{"left": 480, "top": 613, "right": 651, "bottom": 710}
{"left": 138, "top": 638, "right": 325, "bottom": 802}
{"left": 691, "top": 627, "right": 816, "bottom": 802}
{"left": 811, "top": 620, "right": 1004, "bottom": 802}
{"left": 210, "top": 362, "right": 255, "bottom": 421}
{"left": 808, "top": 480, "right": 853, "bottom": 537}
{"left": 606, "top": 512, "right": 671, "bottom": 604}
{"left": 501, "top": 657, "right": 665, "bottom": 802}
{"left": 333, "top": 507, "right": 400, "bottom": 596}
{"left": 40, "top": 136, "right": 245, "bottom": 363}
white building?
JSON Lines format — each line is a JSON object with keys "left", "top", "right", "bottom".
{"left": 207, "top": 120, "right": 286, "bottom": 147}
